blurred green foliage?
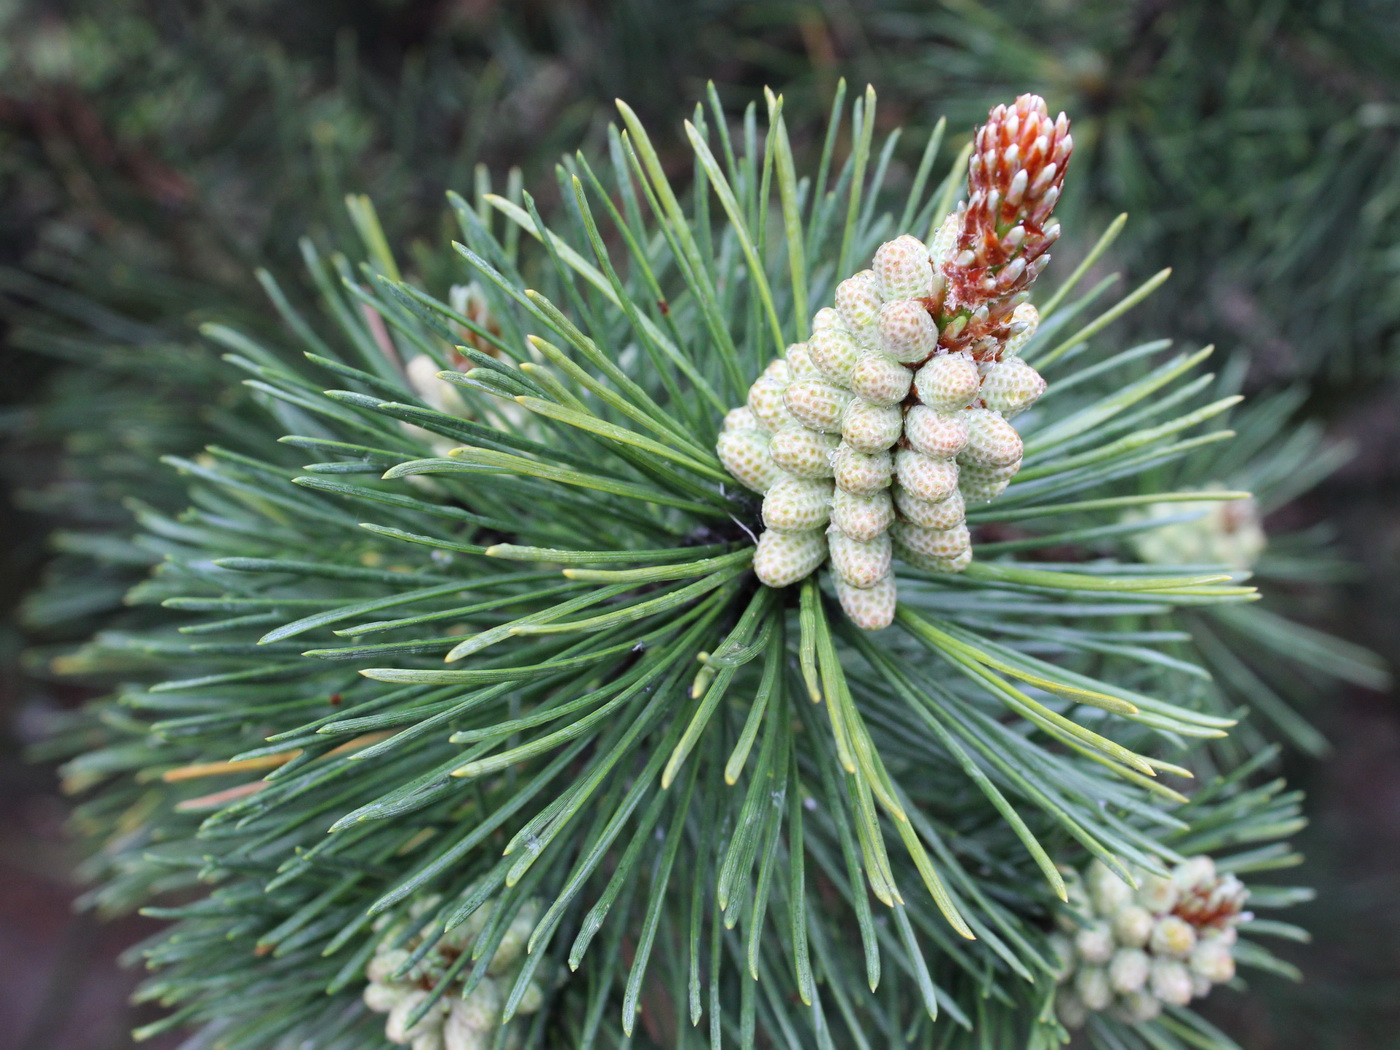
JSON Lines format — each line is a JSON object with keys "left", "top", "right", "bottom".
{"left": 4, "top": 0, "right": 1398, "bottom": 384}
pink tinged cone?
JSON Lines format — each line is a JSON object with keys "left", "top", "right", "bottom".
{"left": 913, "top": 354, "right": 981, "bottom": 411}
{"left": 785, "top": 342, "right": 821, "bottom": 378}
{"left": 905, "top": 405, "right": 970, "bottom": 458}
{"left": 723, "top": 406, "right": 760, "bottom": 431}
{"left": 762, "top": 358, "right": 792, "bottom": 382}
{"left": 873, "top": 234, "right": 934, "bottom": 300}
{"left": 878, "top": 299, "right": 938, "bottom": 363}
{"left": 784, "top": 378, "right": 851, "bottom": 432}
{"left": 849, "top": 351, "right": 914, "bottom": 406}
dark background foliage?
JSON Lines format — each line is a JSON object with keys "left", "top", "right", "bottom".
{"left": 1, "top": 1, "right": 1396, "bottom": 1047}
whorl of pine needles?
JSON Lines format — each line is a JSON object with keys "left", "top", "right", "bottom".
{"left": 38, "top": 85, "right": 1342, "bottom": 1050}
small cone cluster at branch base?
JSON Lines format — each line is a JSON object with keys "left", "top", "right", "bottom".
{"left": 363, "top": 892, "right": 550, "bottom": 1050}
{"left": 1127, "top": 485, "right": 1267, "bottom": 571}
{"left": 717, "top": 94, "right": 1068, "bottom": 630}
{"left": 1052, "top": 856, "right": 1251, "bottom": 1028}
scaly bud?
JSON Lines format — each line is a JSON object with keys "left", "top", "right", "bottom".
{"left": 1057, "top": 991, "right": 1089, "bottom": 1030}
{"left": 877, "top": 299, "right": 938, "bottom": 362}
{"left": 1112, "top": 905, "right": 1155, "bottom": 949}
{"left": 717, "top": 101, "right": 1068, "bottom": 623}
{"left": 873, "top": 234, "right": 934, "bottom": 300}
{"left": 841, "top": 398, "right": 904, "bottom": 453}
{"left": 1149, "top": 958, "right": 1193, "bottom": 1007}
{"left": 1189, "top": 940, "right": 1236, "bottom": 984}
{"left": 940, "top": 95, "right": 1071, "bottom": 355}
{"left": 363, "top": 982, "right": 402, "bottom": 1013}
{"left": 834, "top": 270, "right": 883, "bottom": 330}
{"left": 1051, "top": 852, "right": 1256, "bottom": 1028}
{"left": 1150, "top": 916, "right": 1197, "bottom": 959}
{"left": 891, "top": 520, "right": 971, "bottom": 561}
{"left": 928, "top": 211, "right": 960, "bottom": 266}
{"left": 958, "top": 460, "right": 1021, "bottom": 503}
{"left": 828, "top": 528, "right": 893, "bottom": 589}
{"left": 833, "top": 572, "right": 897, "bottom": 631}
{"left": 747, "top": 375, "right": 798, "bottom": 430}
{"left": 913, "top": 354, "right": 981, "bottom": 411}
{"left": 1074, "top": 920, "right": 1116, "bottom": 965}
{"left": 762, "top": 477, "right": 834, "bottom": 532}
{"left": 1074, "top": 967, "right": 1113, "bottom": 1012}
{"left": 754, "top": 528, "right": 828, "bottom": 587}
{"left": 902, "top": 543, "right": 972, "bottom": 573}
{"left": 784, "top": 378, "right": 851, "bottom": 432}
{"left": 723, "top": 406, "right": 760, "bottom": 432}
{"left": 833, "top": 444, "right": 894, "bottom": 495}
{"left": 894, "top": 448, "right": 959, "bottom": 503}
{"left": 387, "top": 990, "right": 440, "bottom": 1044}
{"left": 904, "top": 405, "right": 970, "bottom": 458}
{"left": 960, "top": 408, "right": 1024, "bottom": 467}
{"left": 1117, "top": 991, "right": 1162, "bottom": 1023}
{"left": 810, "top": 325, "right": 862, "bottom": 385}
{"left": 893, "top": 485, "right": 966, "bottom": 530}
{"left": 1136, "top": 872, "right": 1180, "bottom": 914}
{"left": 1173, "top": 856, "right": 1217, "bottom": 892}
{"left": 1109, "top": 949, "right": 1151, "bottom": 995}
{"left": 441, "top": 986, "right": 505, "bottom": 1050}
{"left": 717, "top": 429, "right": 783, "bottom": 493}
{"left": 1087, "top": 860, "right": 1134, "bottom": 916}
{"left": 769, "top": 425, "right": 839, "bottom": 477}
{"left": 830, "top": 487, "right": 895, "bottom": 542}
{"left": 785, "top": 342, "right": 821, "bottom": 378}
{"left": 980, "top": 357, "right": 1046, "bottom": 416}
{"left": 849, "top": 351, "right": 914, "bottom": 406}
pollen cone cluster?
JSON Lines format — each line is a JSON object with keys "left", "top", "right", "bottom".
{"left": 1052, "top": 857, "right": 1251, "bottom": 1028}
{"left": 717, "top": 94, "right": 1068, "bottom": 630}
{"left": 363, "top": 892, "right": 550, "bottom": 1050}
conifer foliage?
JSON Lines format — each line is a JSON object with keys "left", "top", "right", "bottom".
{"left": 52, "top": 87, "right": 1319, "bottom": 1049}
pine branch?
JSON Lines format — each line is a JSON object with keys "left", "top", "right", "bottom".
{"left": 29, "top": 85, "right": 1348, "bottom": 1050}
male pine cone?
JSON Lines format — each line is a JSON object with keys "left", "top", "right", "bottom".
{"left": 717, "top": 94, "right": 1068, "bottom": 630}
